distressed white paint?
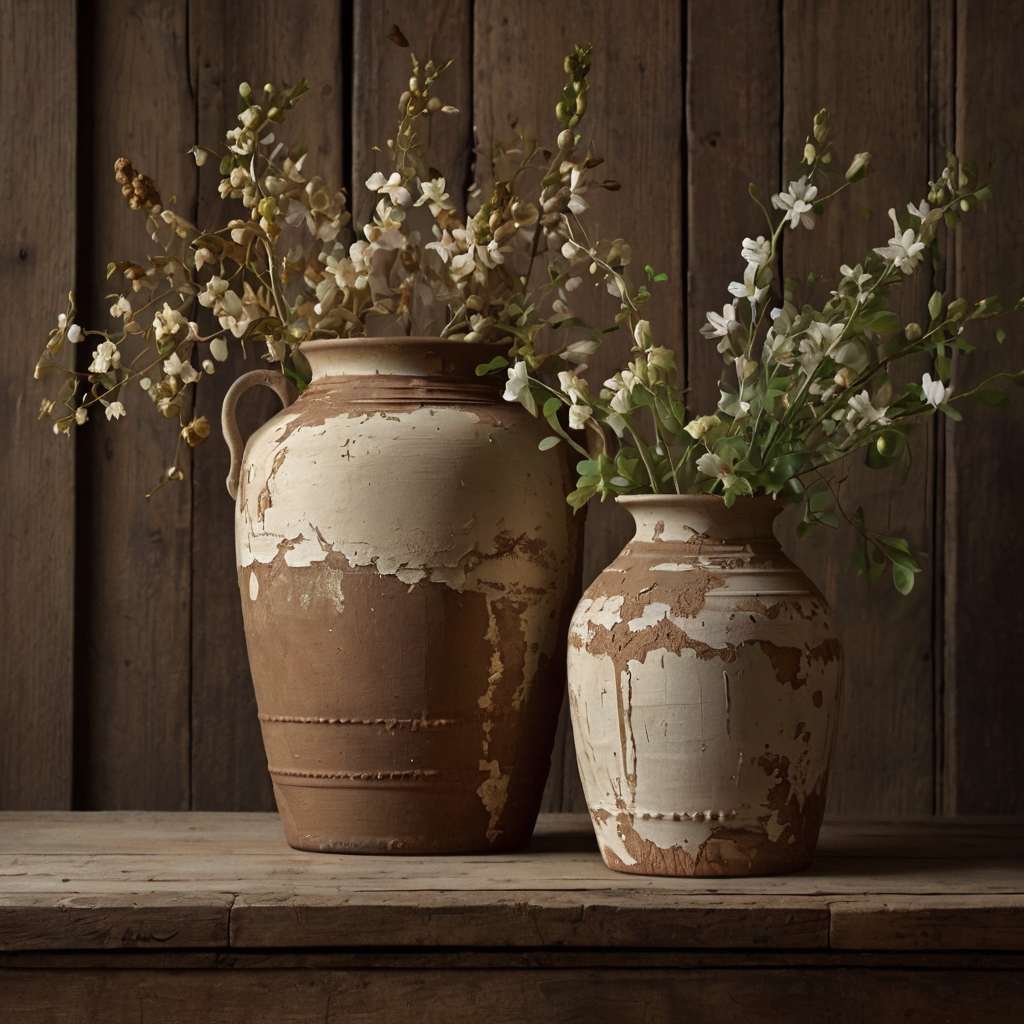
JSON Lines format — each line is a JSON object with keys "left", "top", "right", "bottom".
{"left": 567, "top": 495, "right": 843, "bottom": 876}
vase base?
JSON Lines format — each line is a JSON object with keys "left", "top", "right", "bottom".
{"left": 271, "top": 779, "right": 538, "bottom": 856}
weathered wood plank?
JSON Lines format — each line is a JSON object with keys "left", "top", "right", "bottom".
{"left": 3, "top": 967, "right": 1024, "bottom": 1023}
{"left": 187, "top": 1, "right": 346, "bottom": 810}
{"left": 830, "top": 894, "right": 1024, "bottom": 950}
{"left": 686, "top": 0, "right": 781, "bottom": 419}
{"left": 778, "top": 0, "right": 936, "bottom": 817}
{"left": 229, "top": 891, "right": 828, "bottom": 949}
{"left": 0, "top": 1, "right": 76, "bottom": 810}
{"left": 947, "top": 1, "right": 1024, "bottom": 813}
{"left": 0, "top": 893, "right": 231, "bottom": 951}
{"left": 74, "top": 0, "right": 195, "bottom": 810}
{"left": 351, "top": 1, "right": 473, "bottom": 228}
{"left": 474, "top": 0, "right": 684, "bottom": 812}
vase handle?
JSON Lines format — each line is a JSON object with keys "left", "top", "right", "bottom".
{"left": 221, "top": 370, "right": 297, "bottom": 500}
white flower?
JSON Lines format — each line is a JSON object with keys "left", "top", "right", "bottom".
{"left": 557, "top": 370, "right": 589, "bottom": 405}
{"left": 609, "top": 389, "right": 631, "bottom": 415}
{"left": 606, "top": 412, "right": 627, "bottom": 437}
{"left": 647, "top": 346, "right": 676, "bottom": 371}
{"left": 502, "top": 361, "right": 535, "bottom": 414}
{"left": 684, "top": 415, "right": 720, "bottom": 440}
{"left": 414, "top": 177, "right": 455, "bottom": 217}
{"left": 66, "top": 323, "right": 83, "bottom": 344}
{"left": 808, "top": 320, "right": 846, "bottom": 352}
{"left": 365, "top": 171, "right": 412, "bottom": 207}
{"left": 728, "top": 263, "right": 769, "bottom": 309}
{"left": 771, "top": 175, "right": 818, "bottom": 230}
{"left": 194, "top": 247, "right": 215, "bottom": 270}
{"left": 426, "top": 228, "right": 459, "bottom": 264}
{"left": 105, "top": 401, "right": 126, "bottom": 421}
{"left": 765, "top": 328, "right": 796, "bottom": 367}
{"left": 74, "top": 405, "right": 88, "bottom": 425}
{"left": 700, "top": 303, "right": 740, "bottom": 339}
{"left": 921, "top": 372, "right": 952, "bottom": 408}
{"left": 741, "top": 235, "right": 771, "bottom": 269}
{"left": 874, "top": 208, "right": 926, "bottom": 274}
{"left": 568, "top": 404, "right": 592, "bottom": 430}
{"left": 57, "top": 313, "right": 67, "bottom": 329}
{"left": 696, "top": 452, "right": 731, "bottom": 478}
{"left": 846, "top": 390, "right": 892, "bottom": 431}
{"left": 109, "top": 296, "right": 132, "bottom": 319}
{"left": 88, "top": 341, "right": 121, "bottom": 374}
{"left": 907, "top": 199, "right": 931, "bottom": 221}
{"left": 198, "top": 275, "right": 229, "bottom": 308}
{"left": 839, "top": 263, "right": 873, "bottom": 301}
{"left": 633, "top": 319, "right": 653, "bottom": 350}
{"left": 563, "top": 339, "right": 599, "bottom": 364}
{"left": 153, "top": 302, "right": 187, "bottom": 341}
{"left": 164, "top": 351, "right": 200, "bottom": 385}
{"left": 209, "top": 336, "right": 229, "bottom": 362}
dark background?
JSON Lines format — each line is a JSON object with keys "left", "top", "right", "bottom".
{"left": 2, "top": 0, "right": 1021, "bottom": 817}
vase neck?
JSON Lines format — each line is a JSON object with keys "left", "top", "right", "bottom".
{"left": 300, "top": 337, "right": 498, "bottom": 380}
{"left": 617, "top": 494, "right": 783, "bottom": 545}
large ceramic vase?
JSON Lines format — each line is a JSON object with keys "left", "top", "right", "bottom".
{"left": 221, "top": 337, "right": 583, "bottom": 854}
{"left": 567, "top": 494, "right": 842, "bottom": 876}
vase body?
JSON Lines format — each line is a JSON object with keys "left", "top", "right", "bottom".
{"left": 567, "top": 494, "right": 842, "bottom": 876}
{"left": 233, "top": 338, "right": 583, "bottom": 853}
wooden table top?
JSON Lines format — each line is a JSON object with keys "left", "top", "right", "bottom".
{"left": 1, "top": 812, "right": 1022, "bottom": 952}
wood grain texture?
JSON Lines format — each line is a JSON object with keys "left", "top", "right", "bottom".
{"left": 3, "top": 967, "right": 1024, "bottom": 1023}
{"left": 187, "top": 0, "right": 345, "bottom": 810}
{"left": 778, "top": 0, "right": 936, "bottom": 817}
{"left": 3, "top": 813, "right": 1024, "bottom": 953}
{"left": 686, "top": 0, "right": 781, "bottom": 418}
{"left": 948, "top": 1, "right": 1024, "bottom": 813}
{"left": 351, "top": 1, "right": 473, "bottom": 229}
{"left": 74, "top": 0, "right": 195, "bottom": 810}
{"left": 0, "top": 0, "right": 76, "bottom": 809}
{"left": 474, "top": 0, "right": 683, "bottom": 812}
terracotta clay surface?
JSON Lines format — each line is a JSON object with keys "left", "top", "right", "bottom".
{"left": 227, "top": 338, "right": 582, "bottom": 853}
{"left": 568, "top": 494, "right": 842, "bottom": 876}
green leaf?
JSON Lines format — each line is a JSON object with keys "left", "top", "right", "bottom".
{"left": 850, "top": 543, "right": 868, "bottom": 576}
{"left": 940, "top": 403, "right": 963, "bottom": 421}
{"left": 892, "top": 562, "right": 916, "bottom": 595}
{"left": 976, "top": 388, "right": 1009, "bottom": 407}
{"left": 928, "top": 290, "right": 943, "bottom": 321}
{"left": 475, "top": 355, "right": 509, "bottom": 376}
{"left": 542, "top": 396, "right": 562, "bottom": 417}
{"left": 809, "top": 490, "right": 831, "bottom": 513}
{"left": 997, "top": 328, "right": 1007, "bottom": 343}
{"left": 817, "top": 511, "right": 840, "bottom": 529}
{"left": 538, "top": 435, "right": 561, "bottom": 451}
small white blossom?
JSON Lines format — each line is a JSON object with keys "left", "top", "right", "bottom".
{"left": 105, "top": 401, "right": 126, "bottom": 421}
{"left": 88, "top": 341, "right": 121, "bottom": 374}
{"left": 568, "top": 404, "right": 592, "bottom": 430}
{"left": 563, "top": 339, "right": 599, "bottom": 364}
{"left": 502, "top": 361, "right": 535, "bottom": 414}
{"left": 741, "top": 235, "right": 772, "bottom": 269}
{"left": 874, "top": 208, "right": 926, "bottom": 274}
{"left": 907, "top": 199, "right": 931, "bottom": 221}
{"left": 696, "top": 452, "right": 731, "bottom": 478}
{"left": 728, "top": 263, "right": 769, "bottom": 310}
{"left": 153, "top": 302, "right": 187, "bottom": 341}
{"left": 74, "top": 405, "right": 88, "bottom": 425}
{"left": 772, "top": 175, "right": 818, "bottom": 230}
{"left": 109, "top": 296, "right": 132, "bottom": 319}
{"left": 365, "top": 171, "right": 412, "bottom": 207}
{"left": 414, "top": 177, "right": 455, "bottom": 217}
{"left": 846, "top": 390, "right": 892, "bottom": 431}
{"left": 684, "top": 415, "right": 720, "bottom": 440}
{"left": 67, "top": 323, "right": 83, "bottom": 344}
{"left": 921, "top": 372, "right": 952, "bottom": 408}
{"left": 700, "top": 303, "right": 740, "bottom": 339}
{"left": 194, "top": 247, "right": 215, "bottom": 270}
{"left": 164, "top": 351, "right": 200, "bottom": 385}
{"left": 609, "top": 389, "right": 631, "bottom": 415}
{"left": 209, "top": 336, "right": 229, "bottom": 362}
{"left": 557, "top": 370, "right": 589, "bottom": 405}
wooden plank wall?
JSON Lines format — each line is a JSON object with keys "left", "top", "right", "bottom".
{"left": 1, "top": 0, "right": 1021, "bottom": 816}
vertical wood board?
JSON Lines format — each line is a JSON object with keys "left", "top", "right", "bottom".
{"left": 0, "top": 0, "right": 76, "bottom": 809}
{"left": 779, "top": 0, "right": 936, "bottom": 816}
{"left": 74, "top": 0, "right": 195, "bottom": 810}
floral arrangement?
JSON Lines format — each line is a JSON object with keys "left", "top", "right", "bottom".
{"left": 34, "top": 38, "right": 631, "bottom": 488}
{"left": 504, "top": 110, "right": 1023, "bottom": 593}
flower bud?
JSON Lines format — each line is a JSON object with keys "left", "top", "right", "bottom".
{"left": 557, "top": 128, "right": 573, "bottom": 150}
{"left": 905, "top": 322, "right": 922, "bottom": 341}
{"left": 238, "top": 82, "right": 251, "bottom": 98}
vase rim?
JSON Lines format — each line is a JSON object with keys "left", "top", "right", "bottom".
{"left": 615, "top": 493, "right": 782, "bottom": 509}
{"left": 298, "top": 337, "right": 505, "bottom": 380}
{"left": 300, "top": 336, "right": 497, "bottom": 353}
{"left": 615, "top": 492, "right": 783, "bottom": 542}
